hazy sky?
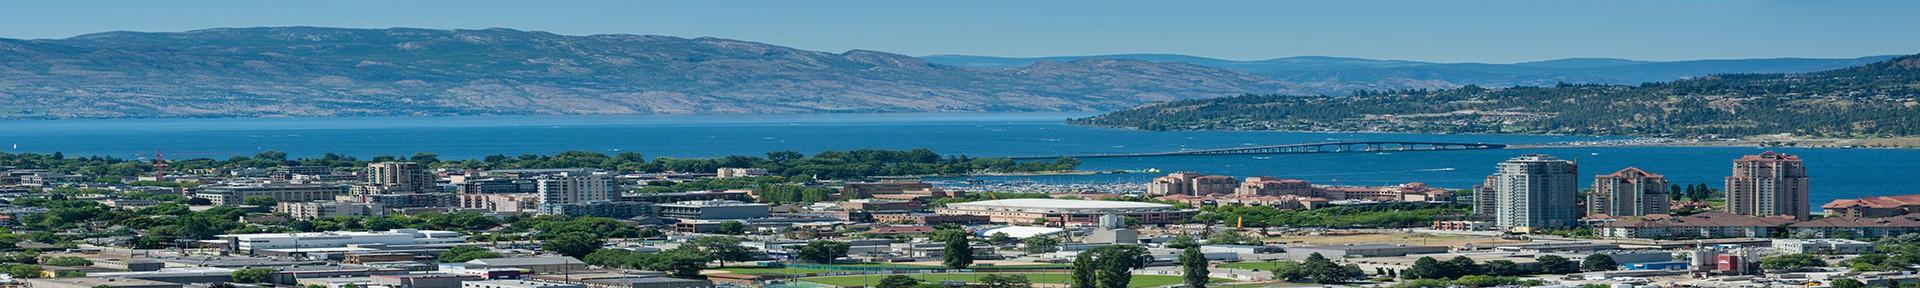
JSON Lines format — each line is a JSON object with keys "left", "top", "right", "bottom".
{"left": 3, "top": 0, "right": 1917, "bottom": 63}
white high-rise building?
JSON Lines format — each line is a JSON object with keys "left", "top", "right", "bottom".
{"left": 537, "top": 171, "right": 618, "bottom": 205}
{"left": 1491, "top": 154, "right": 1579, "bottom": 231}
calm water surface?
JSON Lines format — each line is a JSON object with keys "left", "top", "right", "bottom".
{"left": 5, "top": 112, "right": 1917, "bottom": 207}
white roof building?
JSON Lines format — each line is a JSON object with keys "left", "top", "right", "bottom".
{"left": 214, "top": 229, "right": 467, "bottom": 252}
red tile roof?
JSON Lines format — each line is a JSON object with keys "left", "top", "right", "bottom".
{"left": 1822, "top": 194, "right": 1920, "bottom": 209}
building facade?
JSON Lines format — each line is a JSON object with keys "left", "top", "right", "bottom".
{"left": 934, "top": 198, "right": 1198, "bottom": 226}
{"left": 195, "top": 183, "right": 348, "bottom": 206}
{"left": 1725, "top": 152, "right": 1810, "bottom": 219}
{"left": 536, "top": 172, "right": 617, "bottom": 206}
{"left": 276, "top": 201, "right": 385, "bottom": 220}
{"left": 654, "top": 200, "right": 770, "bottom": 219}
{"left": 1232, "top": 177, "right": 1314, "bottom": 196}
{"left": 1490, "top": 154, "right": 1579, "bottom": 231}
{"left": 1588, "top": 167, "right": 1670, "bottom": 217}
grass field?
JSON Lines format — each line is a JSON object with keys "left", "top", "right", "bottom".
{"left": 1265, "top": 231, "right": 1520, "bottom": 247}
{"left": 800, "top": 273, "right": 1218, "bottom": 288}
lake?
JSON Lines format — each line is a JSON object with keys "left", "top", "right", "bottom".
{"left": 5, "top": 112, "right": 1917, "bottom": 207}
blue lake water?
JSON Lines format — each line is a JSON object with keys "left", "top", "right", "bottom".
{"left": 5, "top": 112, "right": 1918, "bottom": 208}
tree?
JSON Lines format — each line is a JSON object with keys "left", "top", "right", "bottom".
{"left": 1759, "top": 254, "right": 1827, "bottom": 271}
{"left": 876, "top": 275, "right": 921, "bottom": 288}
{"left": 1402, "top": 256, "right": 1445, "bottom": 279}
{"left": 1071, "top": 251, "right": 1098, "bottom": 288}
{"left": 1023, "top": 236, "right": 1060, "bottom": 254}
{"left": 1445, "top": 256, "right": 1481, "bottom": 276}
{"left": 186, "top": 198, "right": 212, "bottom": 205}
{"left": 438, "top": 245, "right": 503, "bottom": 263}
{"left": 988, "top": 232, "right": 1014, "bottom": 246}
{"left": 795, "top": 240, "right": 850, "bottom": 264}
{"left": 1208, "top": 231, "right": 1258, "bottom": 245}
{"left": 715, "top": 221, "right": 746, "bottom": 235}
{"left": 944, "top": 234, "right": 975, "bottom": 269}
{"left": 1301, "top": 252, "right": 1359, "bottom": 284}
{"left": 1830, "top": 278, "right": 1867, "bottom": 288}
{"left": 1581, "top": 254, "right": 1618, "bottom": 272}
{"left": 241, "top": 195, "right": 278, "bottom": 207}
{"left": 231, "top": 268, "right": 276, "bottom": 283}
{"left": 1483, "top": 260, "right": 1525, "bottom": 276}
{"left": 44, "top": 256, "right": 94, "bottom": 267}
{"left": 1536, "top": 255, "right": 1578, "bottom": 274}
{"left": 1178, "top": 247, "right": 1209, "bottom": 288}
{"left": 979, "top": 274, "right": 1032, "bottom": 288}
{"left": 690, "top": 236, "right": 755, "bottom": 267}
{"left": 541, "top": 231, "right": 606, "bottom": 259}
{"left": 1070, "top": 245, "right": 1155, "bottom": 288}
{"left": 1164, "top": 235, "right": 1199, "bottom": 249}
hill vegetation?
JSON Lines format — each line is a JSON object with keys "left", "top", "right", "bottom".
{"left": 1071, "top": 54, "right": 1920, "bottom": 138}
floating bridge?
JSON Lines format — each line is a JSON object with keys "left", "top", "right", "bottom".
{"left": 1011, "top": 141, "right": 1507, "bottom": 159}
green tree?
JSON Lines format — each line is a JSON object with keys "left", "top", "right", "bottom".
{"left": 690, "top": 236, "right": 755, "bottom": 267}
{"left": 231, "top": 268, "right": 276, "bottom": 283}
{"left": 1483, "top": 260, "right": 1526, "bottom": 276}
{"left": 541, "top": 231, "right": 606, "bottom": 259}
{"left": 795, "top": 240, "right": 850, "bottom": 264}
{"left": 1759, "top": 254, "right": 1827, "bottom": 271}
{"left": 876, "top": 275, "right": 921, "bottom": 288}
{"left": 438, "top": 246, "right": 503, "bottom": 263}
{"left": 1301, "top": 252, "right": 1358, "bottom": 284}
{"left": 987, "top": 232, "right": 1014, "bottom": 246}
{"left": 1023, "top": 236, "right": 1060, "bottom": 254}
{"left": 241, "top": 195, "right": 278, "bottom": 207}
{"left": 1581, "top": 254, "right": 1618, "bottom": 272}
{"left": 1178, "top": 247, "right": 1209, "bottom": 288}
{"left": 1089, "top": 245, "right": 1151, "bottom": 288}
{"left": 979, "top": 274, "right": 1032, "bottom": 288}
{"left": 1445, "top": 256, "right": 1481, "bottom": 276}
{"left": 1830, "top": 278, "right": 1867, "bottom": 288}
{"left": 1070, "top": 251, "right": 1097, "bottom": 288}
{"left": 944, "top": 234, "right": 975, "bottom": 269}
{"left": 1164, "top": 235, "right": 1199, "bottom": 249}
{"left": 715, "top": 221, "right": 746, "bottom": 235}
{"left": 44, "top": 256, "right": 94, "bottom": 267}
{"left": 1536, "top": 255, "right": 1578, "bottom": 274}
{"left": 1402, "top": 256, "right": 1445, "bottom": 279}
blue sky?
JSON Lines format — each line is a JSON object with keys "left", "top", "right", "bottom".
{"left": 2, "top": 0, "right": 1916, "bottom": 63}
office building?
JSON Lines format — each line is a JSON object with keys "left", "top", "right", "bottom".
{"left": 538, "top": 201, "right": 654, "bottom": 219}
{"left": 1823, "top": 194, "right": 1920, "bottom": 218}
{"left": 654, "top": 200, "right": 769, "bottom": 219}
{"left": 716, "top": 168, "right": 768, "bottom": 178}
{"left": 1471, "top": 175, "right": 1498, "bottom": 219}
{"left": 194, "top": 183, "right": 348, "bottom": 206}
{"left": 934, "top": 198, "right": 1198, "bottom": 226}
{"left": 537, "top": 172, "right": 617, "bottom": 206}
{"left": 1726, "top": 152, "right": 1810, "bottom": 219}
{"left": 215, "top": 229, "right": 467, "bottom": 253}
{"left": 1147, "top": 172, "right": 1199, "bottom": 195}
{"left": 457, "top": 178, "right": 538, "bottom": 194}
{"left": 1490, "top": 154, "right": 1579, "bottom": 231}
{"left": 1232, "top": 177, "right": 1314, "bottom": 196}
{"left": 1588, "top": 167, "right": 1670, "bottom": 217}
{"left": 354, "top": 162, "right": 437, "bottom": 194}
{"left": 277, "top": 201, "right": 384, "bottom": 220}
{"left": 460, "top": 193, "right": 542, "bottom": 213}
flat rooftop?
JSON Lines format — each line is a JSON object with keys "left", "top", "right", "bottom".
{"left": 949, "top": 198, "right": 1172, "bottom": 209}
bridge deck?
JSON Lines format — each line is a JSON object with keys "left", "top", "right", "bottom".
{"left": 1009, "top": 141, "right": 1506, "bottom": 159}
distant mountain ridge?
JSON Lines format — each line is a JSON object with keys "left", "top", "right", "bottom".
{"left": 0, "top": 26, "right": 1901, "bottom": 119}
{"left": 924, "top": 54, "right": 1901, "bottom": 91}
{"left": 0, "top": 27, "right": 1309, "bottom": 119}
{"left": 1071, "top": 54, "right": 1920, "bottom": 138}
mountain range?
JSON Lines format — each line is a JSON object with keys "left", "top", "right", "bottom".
{"left": 1072, "top": 54, "right": 1920, "bottom": 138}
{"left": 0, "top": 26, "right": 1899, "bottom": 119}
{"left": 924, "top": 54, "right": 1901, "bottom": 91}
